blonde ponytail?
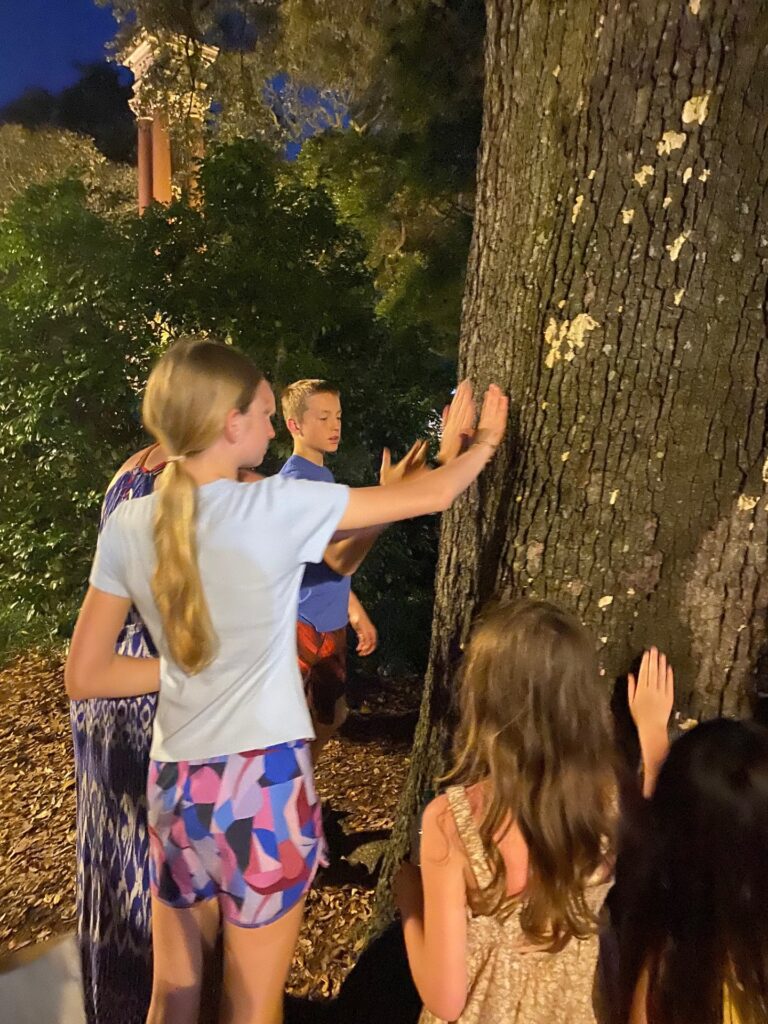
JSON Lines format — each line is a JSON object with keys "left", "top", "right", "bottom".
{"left": 151, "top": 461, "right": 217, "bottom": 674}
{"left": 142, "top": 338, "right": 264, "bottom": 675}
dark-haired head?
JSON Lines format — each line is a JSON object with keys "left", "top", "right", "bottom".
{"left": 619, "top": 718, "right": 768, "bottom": 1024}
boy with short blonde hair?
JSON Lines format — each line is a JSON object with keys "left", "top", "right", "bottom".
{"left": 280, "top": 379, "right": 381, "bottom": 760}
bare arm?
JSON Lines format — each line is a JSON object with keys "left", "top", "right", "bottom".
{"left": 323, "top": 440, "right": 429, "bottom": 575}
{"left": 348, "top": 591, "right": 378, "bottom": 656}
{"left": 65, "top": 587, "right": 160, "bottom": 700}
{"left": 395, "top": 797, "right": 469, "bottom": 1020}
{"left": 628, "top": 648, "right": 674, "bottom": 797}
{"left": 629, "top": 963, "right": 651, "bottom": 1024}
{"left": 337, "top": 441, "right": 489, "bottom": 531}
{"left": 324, "top": 527, "right": 384, "bottom": 576}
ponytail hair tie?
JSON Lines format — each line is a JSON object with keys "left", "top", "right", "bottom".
{"left": 166, "top": 454, "right": 186, "bottom": 463}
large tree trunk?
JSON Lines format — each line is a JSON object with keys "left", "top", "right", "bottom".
{"left": 376, "top": 0, "right": 768, "bottom": 919}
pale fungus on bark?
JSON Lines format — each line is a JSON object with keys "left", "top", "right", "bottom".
{"left": 682, "top": 93, "right": 711, "bottom": 125}
{"left": 621, "top": 208, "right": 635, "bottom": 225}
{"left": 633, "top": 165, "right": 655, "bottom": 187}
{"left": 657, "top": 130, "right": 686, "bottom": 155}
{"left": 666, "top": 231, "right": 691, "bottom": 262}
{"left": 544, "top": 314, "right": 600, "bottom": 368}
{"left": 598, "top": 595, "right": 614, "bottom": 609}
{"left": 737, "top": 495, "right": 759, "bottom": 512}
{"left": 572, "top": 195, "right": 584, "bottom": 223}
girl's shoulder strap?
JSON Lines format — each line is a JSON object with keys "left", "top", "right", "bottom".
{"left": 135, "top": 443, "right": 161, "bottom": 470}
{"left": 445, "top": 785, "right": 494, "bottom": 890}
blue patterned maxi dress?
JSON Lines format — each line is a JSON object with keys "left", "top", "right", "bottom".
{"left": 69, "top": 460, "right": 162, "bottom": 1024}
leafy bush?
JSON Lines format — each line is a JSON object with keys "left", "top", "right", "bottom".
{"left": 0, "top": 140, "right": 452, "bottom": 669}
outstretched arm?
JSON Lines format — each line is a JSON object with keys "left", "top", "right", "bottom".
{"left": 323, "top": 441, "right": 429, "bottom": 575}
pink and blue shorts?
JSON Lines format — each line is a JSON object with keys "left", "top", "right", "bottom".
{"left": 147, "top": 739, "right": 326, "bottom": 927}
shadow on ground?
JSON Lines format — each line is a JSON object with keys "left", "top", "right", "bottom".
{"left": 285, "top": 923, "right": 421, "bottom": 1024}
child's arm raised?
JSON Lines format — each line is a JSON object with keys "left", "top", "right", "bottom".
{"left": 337, "top": 384, "right": 507, "bottom": 532}
{"left": 628, "top": 647, "right": 674, "bottom": 797}
{"left": 323, "top": 380, "right": 475, "bottom": 573}
{"left": 65, "top": 587, "right": 160, "bottom": 700}
{"left": 322, "top": 441, "right": 428, "bottom": 576}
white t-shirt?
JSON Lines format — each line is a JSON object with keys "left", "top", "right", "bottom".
{"left": 89, "top": 475, "right": 350, "bottom": 762}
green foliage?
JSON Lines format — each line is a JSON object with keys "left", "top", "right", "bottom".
{"left": 297, "top": 128, "right": 474, "bottom": 354}
{"left": 0, "top": 180, "right": 155, "bottom": 641}
{"left": 101, "top": 1, "right": 484, "bottom": 354}
{"left": 0, "top": 125, "right": 136, "bottom": 216}
{"left": 0, "top": 140, "right": 451, "bottom": 668}
{"left": 291, "top": 0, "right": 484, "bottom": 355}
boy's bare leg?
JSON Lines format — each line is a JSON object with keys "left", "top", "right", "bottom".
{"left": 310, "top": 697, "right": 349, "bottom": 764}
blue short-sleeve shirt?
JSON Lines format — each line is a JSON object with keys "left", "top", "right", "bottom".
{"left": 279, "top": 455, "right": 351, "bottom": 633}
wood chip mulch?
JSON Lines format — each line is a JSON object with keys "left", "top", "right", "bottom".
{"left": 0, "top": 652, "right": 416, "bottom": 1000}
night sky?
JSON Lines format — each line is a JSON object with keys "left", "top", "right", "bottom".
{"left": 0, "top": 0, "right": 117, "bottom": 107}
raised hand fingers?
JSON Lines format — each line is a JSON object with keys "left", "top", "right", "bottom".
{"left": 403, "top": 440, "right": 422, "bottom": 464}
{"left": 477, "top": 384, "right": 509, "bottom": 446}
{"left": 403, "top": 440, "right": 428, "bottom": 468}
{"left": 635, "top": 647, "right": 675, "bottom": 714}
{"left": 638, "top": 648, "right": 652, "bottom": 691}
{"left": 627, "top": 673, "right": 637, "bottom": 706}
{"left": 444, "top": 380, "right": 474, "bottom": 430}
{"left": 413, "top": 440, "right": 429, "bottom": 467}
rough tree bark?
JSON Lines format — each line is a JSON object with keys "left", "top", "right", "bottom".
{"left": 376, "top": 0, "right": 768, "bottom": 916}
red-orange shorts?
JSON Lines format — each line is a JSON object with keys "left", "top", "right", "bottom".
{"left": 297, "top": 621, "right": 348, "bottom": 726}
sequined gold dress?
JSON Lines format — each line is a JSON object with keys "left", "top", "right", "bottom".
{"left": 419, "top": 786, "right": 612, "bottom": 1024}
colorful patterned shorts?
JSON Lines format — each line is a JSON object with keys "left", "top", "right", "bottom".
{"left": 147, "top": 739, "right": 326, "bottom": 928}
{"left": 297, "top": 621, "right": 348, "bottom": 725}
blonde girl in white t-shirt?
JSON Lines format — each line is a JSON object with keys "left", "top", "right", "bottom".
{"left": 65, "top": 339, "right": 507, "bottom": 1024}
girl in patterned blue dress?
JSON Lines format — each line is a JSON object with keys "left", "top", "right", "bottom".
{"left": 69, "top": 444, "right": 165, "bottom": 1024}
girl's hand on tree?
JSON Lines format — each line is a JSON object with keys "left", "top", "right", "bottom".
{"left": 471, "top": 384, "right": 509, "bottom": 453}
{"left": 393, "top": 860, "right": 424, "bottom": 919}
{"left": 628, "top": 647, "right": 674, "bottom": 796}
{"left": 628, "top": 647, "right": 674, "bottom": 733}
{"left": 437, "top": 379, "right": 476, "bottom": 464}
{"left": 380, "top": 440, "right": 430, "bottom": 485}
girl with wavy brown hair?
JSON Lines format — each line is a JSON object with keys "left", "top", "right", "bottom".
{"left": 65, "top": 337, "right": 508, "bottom": 1024}
{"left": 395, "top": 601, "right": 673, "bottom": 1024}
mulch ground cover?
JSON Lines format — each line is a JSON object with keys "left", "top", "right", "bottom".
{"left": 0, "top": 651, "right": 419, "bottom": 999}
